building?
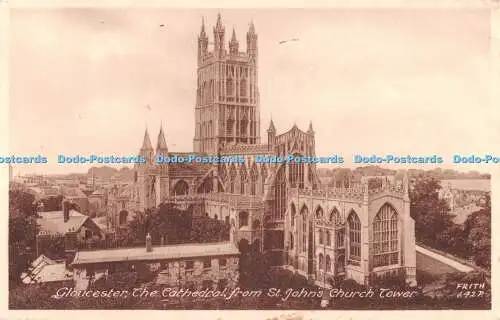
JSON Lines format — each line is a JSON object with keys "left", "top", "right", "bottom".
{"left": 71, "top": 238, "right": 239, "bottom": 290}
{"left": 21, "top": 254, "right": 73, "bottom": 285}
{"left": 111, "top": 14, "right": 417, "bottom": 287}
{"left": 36, "top": 201, "right": 105, "bottom": 257}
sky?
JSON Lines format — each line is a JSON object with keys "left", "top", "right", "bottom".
{"left": 7, "top": 8, "right": 494, "bottom": 174}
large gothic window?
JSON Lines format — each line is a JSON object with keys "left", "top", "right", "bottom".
{"left": 288, "top": 153, "right": 304, "bottom": 188}
{"left": 372, "top": 204, "right": 399, "bottom": 268}
{"left": 274, "top": 165, "right": 286, "bottom": 220}
{"left": 240, "top": 78, "right": 247, "bottom": 97}
{"left": 316, "top": 207, "right": 324, "bottom": 220}
{"left": 326, "top": 230, "right": 331, "bottom": 246}
{"left": 347, "top": 210, "right": 361, "bottom": 265}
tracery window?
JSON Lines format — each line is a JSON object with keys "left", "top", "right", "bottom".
{"left": 347, "top": 211, "right": 361, "bottom": 265}
{"left": 226, "top": 78, "right": 233, "bottom": 96}
{"left": 288, "top": 153, "right": 304, "bottom": 188}
{"left": 372, "top": 204, "right": 399, "bottom": 268}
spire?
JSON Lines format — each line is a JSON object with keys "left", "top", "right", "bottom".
{"left": 249, "top": 20, "right": 255, "bottom": 34}
{"left": 267, "top": 119, "right": 276, "bottom": 133}
{"left": 156, "top": 125, "right": 168, "bottom": 153}
{"left": 141, "top": 128, "right": 153, "bottom": 150}
{"left": 215, "top": 12, "right": 223, "bottom": 31}
{"left": 307, "top": 121, "right": 314, "bottom": 134}
{"left": 231, "top": 27, "right": 237, "bottom": 42}
{"left": 200, "top": 16, "right": 206, "bottom": 37}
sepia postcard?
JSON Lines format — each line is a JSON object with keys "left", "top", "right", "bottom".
{"left": 1, "top": 0, "right": 498, "bottom": 318}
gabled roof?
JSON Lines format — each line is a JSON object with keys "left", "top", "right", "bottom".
{"left": 37, "top": 210, "right": 88, "bottom": 235}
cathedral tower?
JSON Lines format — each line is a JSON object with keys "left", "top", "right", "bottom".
{"left": 193, "top": 14, "right": 261, "bottom": 154}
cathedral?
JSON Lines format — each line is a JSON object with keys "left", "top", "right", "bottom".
{"left": 112, "top": 14, "right": 417, "bottom": 288}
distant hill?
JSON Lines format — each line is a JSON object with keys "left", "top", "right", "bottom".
{"left": 87, "top": 166, "right": 135, "bottom": 181}
{"left": 316, "top": 166, "right": 490, "bottom": 180}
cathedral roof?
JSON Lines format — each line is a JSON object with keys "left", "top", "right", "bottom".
{"left": 221, "top": 143, "right": 272, "bottom": 155}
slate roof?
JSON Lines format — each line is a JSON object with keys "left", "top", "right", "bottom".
{"left": 37, "top": 210, "right": 88, "bottom": 235}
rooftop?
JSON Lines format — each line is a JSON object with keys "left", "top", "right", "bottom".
{"left": 72, "top": 241, "right": 240, "bottom": 265}
{"left": 37, "top": 210, "right": 88, "bottom": 235}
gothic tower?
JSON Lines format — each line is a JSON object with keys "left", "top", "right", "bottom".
{"left": 137, "top": 128, "right": 157, "bottom": 210}
{"left": 193, "top": 14, "right": 261, "bottom": 154}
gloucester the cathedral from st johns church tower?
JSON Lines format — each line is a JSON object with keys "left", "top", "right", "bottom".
{"left": 115, "top": 14, "right": 417, "bottom": 288}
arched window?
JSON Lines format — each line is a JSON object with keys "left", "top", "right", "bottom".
{"left": 319, "top": 229, "right": 324, "bottom": 244}
{"left": 326, "top": 230, "right": 331, "bottom": 246}
{"left": 326, "top": 255, "right": 331, "bottom": 272}
{"left": 290, "top": 233, "right": 294, "bottom": 250}
{"left": 226, "top": 78, "right": 233, "bottom": 96}
{"left": 290, "top": 203, "right": 296, "bottom": 227}
{"left": 119, "top": 210, "right": 128, "bottom": 225}
{"left": 240, "top": 78, "right": 247, "bottom": 97}
{"left": 347, "top": 210, "right": 361, "bottom": 265}
{"left": 250, "top": 165, "right": 258, "bottom": 195}
{"left": 372, "top": 204, "right": 399, "bottom": 267}
{"left": 288, "top": 153, "right": 304, "bottom": 188}
{"left": 318, "top": 253, "right": 324, "bottom": 270}
{"left": 316, "top": 207, "right": 323, "bottom": 220}
{"left": 239, "top": 211, "right": 249, "bottom": 228}
{"left": 252, "top": 219, "right": 261, "bottom": 229}
{"left": 173, "top": 180, "right": 189, "bottom": 196}
{"left": 330, "top": 207, "right": 341, "bottom": 224}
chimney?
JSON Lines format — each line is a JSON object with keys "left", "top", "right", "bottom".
{"left": 63, "top": 200, "right": 71, "bottom": 222}
{"left": 146, "top": 233, "right": 152, "bottom": 252}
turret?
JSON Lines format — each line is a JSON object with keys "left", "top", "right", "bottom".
{"left": 198, "top": 17, "right": 208, "bottom": 64}
{"left": 156, "top": 125, "right": 168, "bottom": 155}
{"left": 139, "top": 128, "right": 154, "bottom": 164}
{"left": 307, "top": 121, "right": 314, "bottom": 135}
{"left": 229, "top": 28, "right": 239, "bottom": 55}
{"left": 213, "top": 13, "right": 225, "bottom": 58}
{"left": 246, "top": 21, "right": 258, "bottom": 62}
{"left": 267, "top": 119, "right": 276, "bottom": 150}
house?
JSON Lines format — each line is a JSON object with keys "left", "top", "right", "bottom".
{"left": 71, "top": 236, "right": 240, "bottom": 291}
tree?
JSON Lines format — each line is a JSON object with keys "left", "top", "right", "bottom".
{"left": 9, "top": 189, "right": 40, "bottom": 288}
{"left": 39, "top": 195, "right": 63, "bottom": 212}
{"left": 463, "top": 194, "right": 491, "bottom": 269}
{"left": 410, "top": 176, "right": 453, "bottom": 246}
